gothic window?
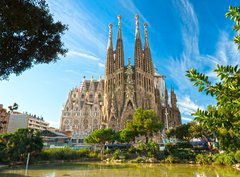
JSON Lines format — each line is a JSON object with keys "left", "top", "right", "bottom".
{"left": 64, "top": 119, "right": 69, "bottom": 125}
{"left": 84, "top": 119, "right": 88, "bottom": 129}
{"left": 74, "top": 119, "right": 79, "bottom": 124}
{"left": 98, "top": 94, "right": 102, "bottom": 100}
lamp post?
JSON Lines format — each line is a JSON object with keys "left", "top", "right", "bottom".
{"left": 165, "top": 107, "right": 169, "bottom": 130}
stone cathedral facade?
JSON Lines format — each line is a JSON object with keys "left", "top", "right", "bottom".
{"left": 60, "top": 16, "right": 181, "bottom": 142}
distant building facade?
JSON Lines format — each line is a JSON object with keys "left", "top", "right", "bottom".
{"left": 7, "top": 112, "right": 49, "bottom": 132}
{"left": 60, "top": 16, "right": 181, "bottom": 142}
{"left": 0, "top": 104, "right": 10, "bottom": 134}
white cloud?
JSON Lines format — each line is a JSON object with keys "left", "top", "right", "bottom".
{"left": 178, "top": 96, "right": 204, "bottom": 116}
{"left": 67, "top": 50, "right": 101, "bottom": 61}
{"left": 98, "top": 63, "right": 105, "bottom": 68}
{"left": 181, "top": 117, "right": 193, "bottom": 122}
{"left": 119, "top": 0, "right": 150, "bottom": 26}
{"left": 47, "top": 1, "right": 106, "bottom": 58}
{"left": 65, "top": 69, "right": 81, "bottom": 76}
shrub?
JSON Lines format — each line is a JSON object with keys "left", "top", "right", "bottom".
{"left": 176, "top": 141, "right": 193, "bottom": 149}
{"left": 39, "top": 148, "right": 90, "bottom": 161}
{"left": 234, "top": 150, "right": 240, "bottom": 163}
{"left": 165, "top": 155, "right": 177, "bottom": 163}
{"left": 212, "top": 153, "right": 236, "bottom": 165}
{"left": 146, "top": 140, "right": 159, "bottom": 157}
{"left": 165, "top": 143, "right": 177, "bottom": 153}
{"left": 195, "top": 154, "right": 211, "bottom": 164}
{"left": 112, "top": 149, "right": 120, "bottom": 160}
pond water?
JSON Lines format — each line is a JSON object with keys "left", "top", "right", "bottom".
{"left": 0, "top": 162, "right": 239, "bottom": 177}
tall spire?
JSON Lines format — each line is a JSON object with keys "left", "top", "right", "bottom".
{"left": 117, "top": 16, "right": 122, "bottom": 39}
{"left": 135, "top": 15, "right": 140, "bottom": 39}
{"left": 115, "top": 15, "right": 124, "bottom": 69}
{"left": 134, "top": 15, "right": 143, "bottom": 70}
{"left": 107, "top": 24, "right": 113, "bottom": 49}
{"left": 144, "top": 22, "right": 149, "bottom": 48}
{"left": 105, "top": 24, "right": 114, "bottom": 75}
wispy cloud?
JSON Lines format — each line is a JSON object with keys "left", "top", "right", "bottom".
{"left": 47, "top": 1, "right": 106, "bottom": 57}
{"left": 65, "top": 69, "right": 81, "bottom": 76}
{"left": 67, "top": 50, "right": 101, "bottom": 61}
{"left": 98, "top": 63, "right": 105, "bottom": 68}
{"left": 178, "top": 96, "right": 204, "bottom": 116}
{"left": 119, "top": 0, "right": 150, "bottom": 25}
{"left": 164, "top": 0, "right": 239, "bottom": 123}
{"left": 182, "top": 117, "right": 193, "bottom": 122}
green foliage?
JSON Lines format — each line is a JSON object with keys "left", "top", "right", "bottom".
{"left": 165, "top": 142, "right": 177, "bottom": 152}
{"left": 234, "top": 150, "right": 240, "bottom": 163}
{"left": 164, "top": 155, "right": 177, "bottom": 163}
{"left": 212, "top": 153, "right": 236, "bottom": 165}
{"left": 226, "top": 6, "right": 240, "bottom": 48}
{"left": 118, "top": 126, "right": 137, "bottom": 143}
{"left": 39, "top": 148, "right": 92, "bottom": 161}
{"left": 84, "top": 128, "right": 115, "bottom": 145}
{"left": 0, "top": 0, "right": 68, "bottom": 80}
{"left": 0, "top": 128, "right": 43, "bottom": 162}
{"left": 166, "top": 124, "right": 190, "bottom": 140}
{"left": 136, "top": 140, "right": 160, "bottom": 157}
{"left": 132, "top": 108, "right": 163, "bottom": 143}
{"left": 176, "top": 141, "right": 193, "bottom": 149}
{"left": 195, "top": 154, "right": 212, "bottom": 164}
{"left": 186, "top": 65, "right": 240, "bottom": 150}
{"left": 166, "top": 121, "right": 210, "bottom": 141}
{"left": 112, "top": 149, "right": 120, "bottom": 160}
{"left": 165, "top": 142, "right": 195, "bottom": 161}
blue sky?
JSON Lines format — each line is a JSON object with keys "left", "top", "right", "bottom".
{"left": 0, "top": 0, "right": 239, "bottom": 128}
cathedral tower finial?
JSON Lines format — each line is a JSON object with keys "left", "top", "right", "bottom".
{"left": 117, "top": 15, "right": 122, "bottom": 39}
{"left": 135, "top": 15, "right": 140, "bottom": 39}
{"left": 144, "top": 22, "right": 149, "bottom": 48}
{"left": 107, "top": 24, "right": 113, "bottom": 49}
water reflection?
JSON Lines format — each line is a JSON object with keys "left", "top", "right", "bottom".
{"left": 0, "top": 163, "right": 239, "bottom": 177}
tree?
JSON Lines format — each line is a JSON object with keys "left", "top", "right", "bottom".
{"left": 186, "top": 65, "right": 240, "bottom": 150}
{"left": 185, "top": 5, "right": 240, "bottom": 151}
{"left": 226, "top": 5, "right": 240, "bottom": 48}
{"left": 166, "top": 123, "right": 190, "bottom": 141}
{"left": 84, "top": 128, "right": 115, "bottom": 146}
{"left": 132, "top": 108, "right": 163, "bottom": 143}
{"left": 0, "top": 0, "right": 68, "bottom": 80}
{"left": 166, "top": 121, "right": 211, "bottom": 141}
{"left": 0, "top": 128, "right": 43, "bottom": 162}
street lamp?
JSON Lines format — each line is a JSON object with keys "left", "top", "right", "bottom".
{"left": 165, "top": 107, "right": 169, "bottom": 130}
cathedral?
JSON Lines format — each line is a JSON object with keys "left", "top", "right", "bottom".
{"left": 60, "top": 15, "right": 181, "bottom": 143}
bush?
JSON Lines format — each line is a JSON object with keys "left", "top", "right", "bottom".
{"left": 195, "top": 154, "right": 212, "bottom": 164}
{"left": 212, "top": 153, "right": 236, "bottom": 165}
{"left": 165, "top": 143, "right": 177, "bottom": 153}
{"left": 39, "top": 148, "right": 90, "bottom": 161}
{"left": 176, "top": 141, "right": 193, "bottom": 149}
{"left": 234, "top": 150, "right": 240, "bottom": 163}
{"left": 165, "top": 155, "right": 178, "bottom": 163}
{"left": 112, "top": 149, "right": 120, "bottom": 160}
{"left": 146, "top": 140, "right": 159, "bottom": 157}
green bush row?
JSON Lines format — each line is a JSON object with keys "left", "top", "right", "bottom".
{"left": 38, "top": 147, "right": 99, "bottom": 161}
{"left": 195, "top": 151, "right": 240, "bottom": 165}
